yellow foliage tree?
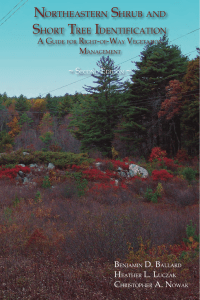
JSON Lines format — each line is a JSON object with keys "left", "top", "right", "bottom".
{"left": 7, "top": 116, "right": 21, "bottom": 137}
{"left": 31, "top": 98, "right": 47, "bottom": 113}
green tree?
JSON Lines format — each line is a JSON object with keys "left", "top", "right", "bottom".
{"left": 69, "top": 56, "right": 125, "bottom": 157}
{"left": 46, "top": 93, "right": 60, "bottom": 116}
{"left": 122, "top": 36, "right": 188, "bottom": 156}
{"left": 15, "top": 94, "right": 29, "bottom": 112}
{"left": 58, "top": 93, "right": 72, "bottom": 118}
{"left": 19, "top": 112, "right": 33, "bottom": 127}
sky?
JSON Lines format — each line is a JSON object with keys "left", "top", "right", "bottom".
{"left": 0, "top": 0, "right": 199, "bottom": 98}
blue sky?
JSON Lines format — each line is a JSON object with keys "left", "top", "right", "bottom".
{"left": 0, "top": 0, "right": 199, "bottom": 98}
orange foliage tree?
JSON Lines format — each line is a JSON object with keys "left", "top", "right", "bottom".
{"left": 7, "top": 116, "right": 21, "bottom": 138}
{"left": 181, "top": 56, "right": 199, "bottom": 154}
{"left": 158, "top": 80, "right": 183, "bottom": 154}
{"left": 158, "top": 80, "right": 182, "bottom": 120}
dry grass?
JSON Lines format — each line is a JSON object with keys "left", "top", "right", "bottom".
{"left": 0, "top": 170, "right": 199, "bottom": 299}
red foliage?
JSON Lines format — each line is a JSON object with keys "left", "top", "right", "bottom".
{"left": 82, "top": 168, "right": 118, "bottom": 182}
{"left": 161, "top": 157, "right": 179, "bottom": 170}
{"left": 89, "top": 180, "right": 128, "bottom": 194}
{"left": 175, "top": 149, "right": 189, "bottom": 162}
{"left": 71, "top": 165, "right": 82, "bottom": 171}
{"left": 152, "top": 169, "right": 173, "bottom": 181}
{"left": 170, "top": 242, "right": 190, "bottom": 256}
{"left": 0, "top": 165, "right": 30, "bottom": 180}
{"left": 158, "top": 80, "right": 182, "bottom": 120}
{"left": 149, "top": 147, "right": 167, "bottom": 162}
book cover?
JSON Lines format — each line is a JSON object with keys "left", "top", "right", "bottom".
{"left": 0, "top": 0, "right": 199, "bottom": 299}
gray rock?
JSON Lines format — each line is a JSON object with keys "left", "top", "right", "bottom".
{"left": 18, "top": 171, "right": 24, "bottom": 177}
{"left": 23, "top": 177, "right": 29, "bottom": 184}
{"left": 23, "top": 152, "right": 29, "bottom": 155}
{"left": 117, "top": 167, "right": 123, "bottom": 171}
{"left": 47, "top": 163, "right": 55, "bottom": 170}
{"left": 18, "top": 164, "right": 25, "bottom": 168}
{"left": 119, "top": 171, "right": 127, "bottom": 177}
{"left": 129, "top": 164, "right": 148, "bottom": 178}
{"left": 95, "top": 162, "right": 102, "bottom": 169}
{"left": 29, "top": 164, "right": 38, "bottom": 168}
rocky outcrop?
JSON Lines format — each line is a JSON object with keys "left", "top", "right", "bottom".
{"left": 95, "top": 162, "right": 148, "bottom": 179}
{"left": 129, "top": 164, "right": 148, "bottom": 178}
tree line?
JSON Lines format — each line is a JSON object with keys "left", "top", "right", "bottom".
{"left": 0, "top": 36, "right": 199, "bottom": 158}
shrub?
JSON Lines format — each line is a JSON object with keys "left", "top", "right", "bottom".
{"left": 152, "top": 169, "right": 173, "bottom": 181}
{"left": 42, "top": 176, "right": 51, "bottom": 188}
{"left": 162, "top": 182, "right": 198, "bottom": 206}
{"left": 0, "top": 150, "right": 93, "bottom": 168}
{"left": 34, "top": 190, "right": 42, "bottom": 202}
{"left": 144, "top": 184, "right": 163, "bottom": 203}
{"left": 175, "top": 149, "right": 189, "bottom": 162}
{"left": 182, "top": 167, "right": 196, "bottom": 183}
{"left": 49, "top": 143, "right": 62, "bottom": 152}
{"left": 162, "top": 157, "right": 179, "bottom": 171}
{"left": 0, "top": 165, "right": 30, "bottom": 179}
{"left": 144, "top": 188, "right": 158, "bottom": 203}
{"left": 184, "top": 220, "right": 199, "bottom": 243}
{"left": 149, "top": 147, "right": 167, "bottom": 162}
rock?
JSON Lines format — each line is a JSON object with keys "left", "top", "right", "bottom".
{"left": 29, "top": 164, "right": 38, "bottom": 168}
{"left": 47, "top": 163, "right": 55, "bottom": 170}
{"left": 18, "top": 164, "right": 25, "bottom": 167}
{"left": 18, "top": 171, "right": 24, "bottom": 177}
{"left": 117, "top": 167, "right": 123, "bottom": 171}
{"left": 23, "top": 177, "right": 29, "bottom": 184}
{"left": 95, "top": 162, "right": 102, "bottom": 169}
{"left": 119, "top": 171, "right": 127, "bottom": 177}
{"left": 26, "top": 173, "right": 33, "bottom": 180}
{"left": 23, "top": 152, "right": 29, "bottom": 155}
{"left": 129, "top": 164, "right": 148, "bottom": 178}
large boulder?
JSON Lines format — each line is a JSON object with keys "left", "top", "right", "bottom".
{"left": 129, "top": 164, "right": 148, "bottom": 178}
{"left": 47, "top": 163, "right": 55, "bottom": 170}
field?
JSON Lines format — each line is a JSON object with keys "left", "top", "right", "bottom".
{"left": 0, "top": 149, "right": 199, "bottom": 299}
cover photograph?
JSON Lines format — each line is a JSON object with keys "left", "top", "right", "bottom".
{"left": 0, "top": 0, "right": 199, "bottom": 299}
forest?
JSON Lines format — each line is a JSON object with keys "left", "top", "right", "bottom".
{"left": 0, "top": 37, "right": 199, "bottom": 158}
{"left": 0, "top": 36, "right": 199, "bottom": 299}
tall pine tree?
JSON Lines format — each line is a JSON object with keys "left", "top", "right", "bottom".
{"left": 121, "top": 36, "right": 188, "bottom": 156}
{"left": 69, "top": 56, "right": 125, "bottom": 157}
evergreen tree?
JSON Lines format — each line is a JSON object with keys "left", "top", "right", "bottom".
{"left": 15, "top": 94, "right": 29, "bottom": 112}
{"left": 122, "top": 36, "right": 188, "bottom": 155}
{"left": 69, "top": 56, "right": 125, "bottom": 157}
{"left": 46, "top": 93, "right": 60, "bottom": 116}
{"left": 58, "top": 93, "right": 72, "bottom": 118}
{"left": 19, "top": 112, "right": 33, "bottom": 127}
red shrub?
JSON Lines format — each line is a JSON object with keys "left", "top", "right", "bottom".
{"left": 89, "top": 180, "right": 128, "bottom": 195}
{"left": 162, "top": 157, "right": 179, "bottom": 171}
{"left": 152, "top": 169, "right": 173, "bottom": 181}
{"left": 71, "top": 165, "right": 82, "bottom": 171}
{"left": 175, "top": 149, "right": 190, "bottom": 162}
{"left": 149, "top": 147, "right": 167, "bottom": 162}
{"left": 82, "top": 168, "right": 115, "bottom": 182}
{"left": 0, "top": 165, "right": 30, "bottom": 179}
{"left": 170, "top": 242, "right": 190, "bottom": 256}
